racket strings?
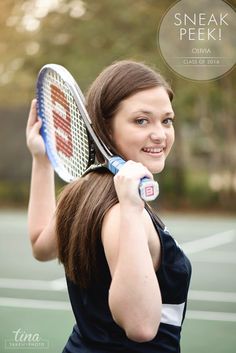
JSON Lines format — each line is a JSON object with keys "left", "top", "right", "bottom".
{"left": 39, "top": 70, "right": 92, "bottom": 180}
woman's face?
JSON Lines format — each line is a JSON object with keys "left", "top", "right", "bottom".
{"left": 110, "top": 87, "right": 175, "bottom": 174}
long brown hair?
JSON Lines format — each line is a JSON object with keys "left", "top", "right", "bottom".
{"left": 56, "top": 60, "right": 173, "bottom": 288}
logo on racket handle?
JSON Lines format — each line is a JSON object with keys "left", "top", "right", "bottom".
{"left": 139, "top": 179, "right": 159, "bottom": 202}
{"left": 108, "top": 156, "right": 159, "bottom": 202}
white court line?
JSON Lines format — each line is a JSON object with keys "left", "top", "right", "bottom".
{"left": 0, "top": 297, "right": 70, "bottom": 310}
{"left": 1, "top": 277, "right": 235, "bottom": 303}
{"left": 0, "top": 297, "right": 235, "bottom": 322}
{"left": 186, "top": 310, "right": 236, "bottom": 322}
{"left": 188, "top": 290, "right": 236, "bottom": 303}
{"left": 181, "top": 229, "right": 236, "bottom": 255}
{"left": 51, "top": 277, "right": 67, "bottom": 290}
{"left": 0, "top": 277, "right": 67, "bottom": 291}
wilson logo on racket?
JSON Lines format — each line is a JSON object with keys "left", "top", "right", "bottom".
{"left": 51, "top": 84, "right": 73, "bottom": 158}
{"left": 144, "top": 185, "right": 155, "bottom": 197}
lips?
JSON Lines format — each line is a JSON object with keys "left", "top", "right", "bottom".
{"left": 142, "top": 147, "right": 164, "bottom": 154}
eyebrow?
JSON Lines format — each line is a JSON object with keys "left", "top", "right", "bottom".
{"left": 131, "top": 110, "right": 175, "bottom": 118}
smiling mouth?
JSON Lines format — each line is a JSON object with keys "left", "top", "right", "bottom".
{"left": 142, "top": 147, "right": 164, "bottom": 154}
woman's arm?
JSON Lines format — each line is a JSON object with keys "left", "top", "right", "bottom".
{"left": 101, "top": 161, "right": 162, "bottom": 343}
{"left": 26, "top": 99, "right": 57, "bottom": 261}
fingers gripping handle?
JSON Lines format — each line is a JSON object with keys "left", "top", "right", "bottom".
{"left": 108, "top": 156, "right": 159, "bottom": 202}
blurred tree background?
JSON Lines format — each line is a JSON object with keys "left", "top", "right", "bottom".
{"left": 0, "top": 0, "right": 235, "bottom": 211}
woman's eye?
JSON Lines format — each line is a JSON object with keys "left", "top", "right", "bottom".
{"left": 163, "top": 118, "right": 174, "bottom": 126}
{"left": 136, "top": 118, "right": 148, "bottom": 125}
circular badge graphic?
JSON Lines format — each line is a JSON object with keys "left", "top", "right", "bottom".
{"left": 158, "top": 0, "right": 235, "bottom": 81}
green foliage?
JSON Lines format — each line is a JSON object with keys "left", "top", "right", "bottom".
{"left": 0, "top": 179, "right": 65, "bottom": 208}
{"left": 0, "top": 181, "right": 29, "bottom": 207}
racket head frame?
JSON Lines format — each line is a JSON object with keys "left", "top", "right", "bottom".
{"left": 37, "top": 64, "right": 101, "bottom": 182}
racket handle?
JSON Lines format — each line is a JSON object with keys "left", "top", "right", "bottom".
{"left": 108, "top": 156, "right": 159, "bottom": 202}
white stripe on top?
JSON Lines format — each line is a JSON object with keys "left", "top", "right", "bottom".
{"left": 161, "top": 303, "right": 185, "bottom": 327}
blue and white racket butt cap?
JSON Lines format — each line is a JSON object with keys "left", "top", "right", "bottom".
{"left": 139, "top": 178, "right": 159, "bottom": 202}
{"left": 108, "top": 156, "right": 159, "bottom": 202}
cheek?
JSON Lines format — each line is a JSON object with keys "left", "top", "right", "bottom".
{"left": 168, "top": 129, "right": 175, "bottom": 150}
{"left": 113, "top": 125, "right": 137, "bottom": 147}
{"left": 171, "top": 129, "right": 175, "bottom": 143}
{"left": 113, "top": 133, "right": 141, "bottom": 160}
{"left": 112, "top": 128, "right": 129, "bottom": 156}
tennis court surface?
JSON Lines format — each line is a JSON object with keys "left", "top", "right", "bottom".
{"left": 0, "top": 210, "right": 235, "bottom": 352}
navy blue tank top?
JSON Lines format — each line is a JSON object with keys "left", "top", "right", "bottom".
{"left": 63, "top": 207, "right": 192, "bottom": 353}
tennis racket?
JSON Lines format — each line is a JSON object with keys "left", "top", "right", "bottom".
{"left": 36, "top": 64, "right": 159, "bottom": 201}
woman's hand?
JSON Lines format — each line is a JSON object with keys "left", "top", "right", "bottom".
{"left": 113, "top": 160, "right": 154, "bottom": 209}
{"left": 26, "top": 99, "right": 46, "bottom": 158}
{"left": 26, "top": 99, "right": 56, "bottom": 261}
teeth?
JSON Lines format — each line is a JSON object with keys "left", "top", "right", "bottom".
{"left": 143, "top": 147, "right": 163, "bottom": 153}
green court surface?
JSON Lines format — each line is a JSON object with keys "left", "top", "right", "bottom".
{"left": 0, "top": 210, "right": 236, "bottom": 353}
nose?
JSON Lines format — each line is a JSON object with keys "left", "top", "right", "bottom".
{"left": 150, "top": 124, "right": 166, "bottom": 142}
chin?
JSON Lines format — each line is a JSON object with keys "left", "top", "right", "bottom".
{"left": 147, "top": 163, "right": 165, "bottom": 174}
{"left": 146, "top": 165, "right": 165, "bottom": 174}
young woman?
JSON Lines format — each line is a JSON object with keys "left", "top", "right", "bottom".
{"left": 26, "top": 60, "right": 191, "bottom": 352}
